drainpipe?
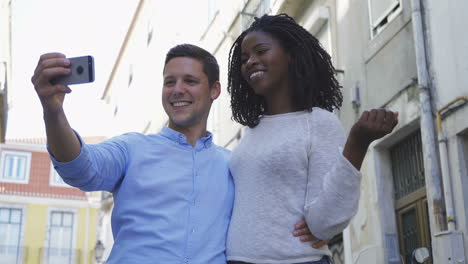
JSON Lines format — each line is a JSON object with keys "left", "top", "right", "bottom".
{"left": 436, "top": 97, "right": 468, "bottom": 232}
{"left": 410, "top": 0, "right": 446, "bottom": 232}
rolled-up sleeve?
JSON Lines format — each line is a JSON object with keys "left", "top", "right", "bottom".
{"left": 49, "top": 131, "right": 129, "bottom": 192}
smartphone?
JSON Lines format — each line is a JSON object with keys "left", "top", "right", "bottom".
{"left": 53, "top": 55, "right": 95, "bottom": 85}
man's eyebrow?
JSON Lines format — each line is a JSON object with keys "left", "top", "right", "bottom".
{"left": 163, "top": 74, "right": 200, "bottom": 80}
{"left": 184, "top": 74, "right": 200, "bottom": 80}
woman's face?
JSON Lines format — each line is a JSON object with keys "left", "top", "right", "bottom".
{"left": 240, "top": 31, "right": 290, "bottom": 97}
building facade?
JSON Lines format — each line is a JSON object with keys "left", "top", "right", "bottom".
{"left": 101, "top": 0, "right": 468, "bottom": 263}
{"left": 199, "top": 0, "right": 468, "bottom": 263}
{"left": 0, "top": 139, "right": 102, "bottom": 264}
{"left": 0, "top": 0, "right": 11, "bottom": 143}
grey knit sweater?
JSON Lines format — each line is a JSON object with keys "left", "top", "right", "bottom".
{"left": 226, "top": 108, "right": 361, "bottom": 264}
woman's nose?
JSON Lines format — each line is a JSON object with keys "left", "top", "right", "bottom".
{"left": 246, "top": 55, "right": 259, "bottom": 70}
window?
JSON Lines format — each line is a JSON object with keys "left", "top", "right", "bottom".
{"left": 0, "top": 151, "right": 31, "bottom": 184}
{"left": 316, "top": 22, "right": 331, "bottom": 57}
{"left": 147, "top": 20, "right": 154, "bottom": 46}
{"left": 49, "top": 165, "right": 70, "bottom": 187}
{"left": 0, "top": 207, "right": 23, "bottom": 264}
{"left": 329, "top": 234, "right": 344, "bottom": 264}
{"left": 207, "top": 0, "right": 219, "bottom": 25}
{"left": 241, "top": 0, "right": 270, "bottom": 30}
{"left": 45, "top": 211, "right": 75, "bottom": 264}
{"left": 303, "top": 6, "right": 332, "bottom": 58}
{"left": 391, "top": 131, "right": 425, "bottom": 200}
{"left": 461, "top": 133, "right": 468, "bottom": 171}
{"left": 390, "top": 131, "right": 432, "bottom": 264}
{"left": 368, "top": 0, "right": 402, "bottom": 37}
{"left": 128, "top": 64, "right": 133, "bottom": 87}
{"left": 0, "top": 61, "right": 7, "bottom": 91}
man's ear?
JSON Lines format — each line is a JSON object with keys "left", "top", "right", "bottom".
{"left": 210, "top": 81, "right": 221, "bottom": 100}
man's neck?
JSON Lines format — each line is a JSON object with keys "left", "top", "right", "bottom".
{"left": 168, "top": 122, "right": 208, "bottom": 147}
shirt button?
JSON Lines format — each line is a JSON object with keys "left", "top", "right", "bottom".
{"left": 192, "top": 229, "right": 195, "bottom": 233}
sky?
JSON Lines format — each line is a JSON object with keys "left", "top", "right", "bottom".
{"left": 8, "top": 0, "right": 208, "bottom": 140}
{"left": 8, "top": 0, "right": 141, "bottom": 139}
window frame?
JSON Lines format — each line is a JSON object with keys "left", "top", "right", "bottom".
{"left": 241, "top": 0, "right": 271, "bottom": 31}
{"left": 0, "top": 150, "right": 32, "bottom": 184}
{"left": 49, "top": 163, "right": 71, "bottom": 188}
{"left": 43, "top": 208, "right": 78, "bottom": 264}
{"left": 0, "top": 204, "right": 26, "bottom": 264}
{"left": 367, "top": 0, "right": 402, "bottom": 37}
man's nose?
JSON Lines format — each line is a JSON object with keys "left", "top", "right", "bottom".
{"left": 173, "top": 80, "right": 186, "bottom": 94}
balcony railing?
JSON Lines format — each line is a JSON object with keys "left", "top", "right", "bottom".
{"left": 0, "top": 245, "right": 28, "bottom": 264}
{"left": 39, "top": 247, "right": 82, "bottom": 264}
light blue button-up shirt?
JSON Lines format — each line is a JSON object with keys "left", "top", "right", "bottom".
{"left": 50, "top": 127, "right": 234, "bottom": 264}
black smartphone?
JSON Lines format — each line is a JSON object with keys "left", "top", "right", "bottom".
{"left": 53, "top": 55, "right": 95, "bottom": 85}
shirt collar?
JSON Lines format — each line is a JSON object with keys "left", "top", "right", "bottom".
{"left": 160, "top": 126, "right": 213, "bottom": 149}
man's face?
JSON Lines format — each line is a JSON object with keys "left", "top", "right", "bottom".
{"left": 162, "top": 57, "right": 219, "bottom": 130}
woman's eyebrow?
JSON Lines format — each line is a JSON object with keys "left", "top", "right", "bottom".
{"left": 242, "top": 42, "right": 272, "bottom": 56}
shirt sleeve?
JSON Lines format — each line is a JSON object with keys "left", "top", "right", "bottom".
{"left": 303, "top": 109, "right": 362, "bottom": 240}
{"left": 49, "top": 131, "right": 130, "bottom": 192}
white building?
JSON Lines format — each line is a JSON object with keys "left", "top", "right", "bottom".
{"left": 102, "top": 0, "right": 468, "bottom": 263}
{"left": 0, "top": 0, "right": 12, "bottom": 142}
{"left": 199, "top": 0, "right": 468, "bottom": 263}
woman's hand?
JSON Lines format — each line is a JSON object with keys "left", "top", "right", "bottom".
{"left": 349, "top": 109, "right": 399, "bottom": 147}
{"left": 344, "top": 109, "right": 398, "bottom": 170}
{"left": 293, "top": 219, "right": 330, "bottom": 249}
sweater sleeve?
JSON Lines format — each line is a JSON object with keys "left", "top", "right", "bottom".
{"left": 49, "top": 131, "right": 130, "bottom": 192}
{"left": 303, "top": 109, "right": 362, "bottom": 240}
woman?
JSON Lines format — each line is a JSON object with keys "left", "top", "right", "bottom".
{"left": 226, "top": 14, "right": 398, "bottom": 264}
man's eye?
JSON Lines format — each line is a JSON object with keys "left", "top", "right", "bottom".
{"left": 164, "top": 80, "right": 175, "bottom": 85}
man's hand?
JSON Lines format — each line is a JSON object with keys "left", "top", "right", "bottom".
{"left": 293, "top": 219, "right": 329, "bottom": 249}
{"left": 31, "top": 52, "right": 81, "bottom": 162}
{"left": 31, "top": 53, "right": 72, "bottom": 114}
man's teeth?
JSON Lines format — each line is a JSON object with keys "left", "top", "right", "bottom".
{"left": 173, "top": 102, "right": 190, "bottom": 107}
{"left": 250, "top": 71, "right": 264, "bottom": 79}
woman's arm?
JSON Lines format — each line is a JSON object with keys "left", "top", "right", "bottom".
{"left": 304, "top": 109, "right": 398, "bottom": 241}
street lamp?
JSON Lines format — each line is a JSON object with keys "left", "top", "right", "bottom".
{"left": 94, "top": 240, "right": 105, "bottom": 264}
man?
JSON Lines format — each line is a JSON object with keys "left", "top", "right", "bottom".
{"left": 31, "top": 44, "right": 314, "bottom": 264}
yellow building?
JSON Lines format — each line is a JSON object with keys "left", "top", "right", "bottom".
{"left": 0, "top": 138, "right": 103, "bottom": 264}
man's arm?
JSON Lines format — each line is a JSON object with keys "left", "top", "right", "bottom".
{"left": 31, "top": 52, "right": 81, "bottom": 161}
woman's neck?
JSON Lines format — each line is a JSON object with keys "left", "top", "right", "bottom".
{"left": 263, "top": 88, "right": 299, "bottom": 115}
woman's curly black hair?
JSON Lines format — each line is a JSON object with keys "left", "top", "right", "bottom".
{"left": 227, "top": 14, "right": 342, "bottom": 128}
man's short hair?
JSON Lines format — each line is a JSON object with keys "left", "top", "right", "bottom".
{"left": 165, "top": 44, "right": 220, "bottom": 87}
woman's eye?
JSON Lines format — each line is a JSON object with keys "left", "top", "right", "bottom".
{"left": 257, "top": 49, "right": 267, "bottom": 55}
{"left": 241, "top": 58, "right": 248, "bottom": 64}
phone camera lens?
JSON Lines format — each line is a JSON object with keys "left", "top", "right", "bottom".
{"left": 77, "top": 66, "right": 84, "bottom": 74}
